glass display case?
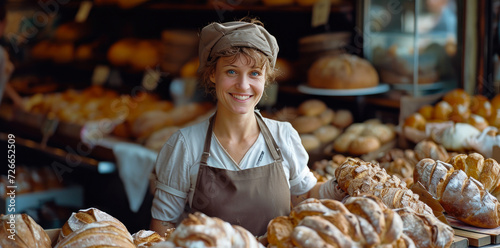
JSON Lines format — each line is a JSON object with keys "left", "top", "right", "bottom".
{"left": 361, "top": 0, "right": 460, "bottom": 96}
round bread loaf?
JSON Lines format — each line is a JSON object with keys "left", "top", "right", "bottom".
{"left": 313, "top": 125, "right": 341, "bottom": 143}
{"left": 331, "top": 109, "right": 354, "bottom": 129}
{"left": 404, "top": 113, "right": 426, "bottom": 131}
{"left": 348, "top": 136, "right": 381, "bottom": 155}
{"left": 298, "top": 99, "right": 327, "bottom": 116}
{"left": 291, "top": 116, "right": 323, "bottom": 134}
{"left": 300, "top": 134, "right": 321, "bottom": 151}
{"left": 308, "top": 54, "right": 379, "bottom": 89}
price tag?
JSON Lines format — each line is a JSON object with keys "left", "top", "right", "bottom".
{"left": 75, "top": 1, "right": 93, "bottom": 23}
{"left": 311, "top": 0, "right": 331, "bottom": 28}
{"left": 91, "top": 65, "right": 110, "bottom": 86}
{"left": 141, "top": 68, "right": 161, "bottom": 91}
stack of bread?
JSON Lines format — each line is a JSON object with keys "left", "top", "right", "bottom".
{"left": 0, "top": 165, "right": 63, "bottom": 198}
{"left": 107, "top": 38, "right": 162, "bottom": 71}
{"left": 269, "top": 99, "right": 351, "bottom": 152}
{"left": 330, "top": 119, "right": 396, "bottom": 156}
{"left": 402, "top": 89, "right": 500, "bottom": 157}
{"left": 21, "top": 85, "right": 214, "bottom": 146}
{"left": 31, "top": 22, "right": 93, "bottom": 64}
{"left": 335, "top": 158, "right": 434, "bottom": 217}
{"left": 267, "top": 196, "right": 453, "bottom": 248}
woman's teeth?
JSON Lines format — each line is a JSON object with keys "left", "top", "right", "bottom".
{"left": 232, "top": 94, "right": 250, "bottom": 100}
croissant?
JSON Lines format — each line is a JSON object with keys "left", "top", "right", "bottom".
{"left": 268, "top": 197, "right": 416, "bottom": 248}
{"left": 335, "top": 158, "right": 434, "bottom": 216}
{"left": 414, "top": 158, "right": 500, "bottom": 228}
{"left": 448, "top": 152, "right": 500, "bottom": 199}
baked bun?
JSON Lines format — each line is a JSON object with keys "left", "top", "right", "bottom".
{"left": 467, "top": 114, "right": 489, "bottom": 131}
{"left": 361, "top": 124, "right": 395, "bottom": 144}
{"left": 318, "top": 108, "right": 335, "bottom": 125}
{"left": 298, "top": 99, "right": 327, "bottom": 116}
{"left": 443, "top": 88, "right": 471, "bottom": 107}
{"left": 313, "top": 125, "right": 341, "bottom": 143}
{"left": 470, "top": 95, "right": 492, "bottom": 118}
{"left": 432, "top": 101, "right": 453, "bottom": 121}
{"left": 418, "top": 104, "right": 434, "bottom": 120}
{"left": 448, "top": 103, "right": 471, "bottom": 123}
{"left": 331, "top": 109, "right": 354, "bottom": 129}
{"left": 308, "top": 54, "right": 379, "bottom": 90}
{"left": 300, "top": 134, "right": 322, "bottom": 151}
{"left": 291, "top": 116, "right": 323, "bottom": 134}
{"left": 403, "top": 113, "right": 426, "bottom": 131}
{"left": 348, "top": 136, "right": 381, "bottom": 155}
{"left": 332, "top": 133, "right": 358, "bottom": 153}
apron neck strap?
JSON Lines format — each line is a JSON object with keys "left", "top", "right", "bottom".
{"left": 200, "top": 111, "right": 283, "bottom": 165}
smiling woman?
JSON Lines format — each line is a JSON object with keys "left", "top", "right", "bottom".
{"left": 149, "top": 17, "right": 347, "bottom": 240}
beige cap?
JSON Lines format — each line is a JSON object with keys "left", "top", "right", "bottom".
{"left": 198, "top": 21, "right": 279, "bottom": 73}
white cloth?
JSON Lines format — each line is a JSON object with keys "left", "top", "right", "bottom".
{"left": 151, "top": 115, "right": 317, "bottom": 222}
{"left": 113, "top": 142, "right": 158, "bottom": 212}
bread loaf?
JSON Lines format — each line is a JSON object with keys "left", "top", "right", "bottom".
{"left": 335, "top": 158, "right": 434, "bottom": 216}
{"left": 166, "top": 212, "right": 264, "bottom": 248}
{"left": 394, "top": 208, "right": 454, "bottom": 248}
{"left": 58, "top": 207, "right": 130, "bottom": 243}
{"left": 413, "top": 140, "right": 450, "bottom": 162}
{"left": 268, "top": 197, "right": 416, "bottom": 248}
{"left": 0, "top": 214, "right": 52, "bottom": 248}
{"left": 448, "top": 153, "right": 500, "bottom": 199}
{"left": 132, "top": 230, "right": 165, "bottom": 247}
{"left": 414, "top": 158, "right": 500, "bottom": 228}
{"left": 55, "top": 221, "right": 135, "bottom": 248}
{"left": 308, "top": 54, "right": 379, "bottom": 90}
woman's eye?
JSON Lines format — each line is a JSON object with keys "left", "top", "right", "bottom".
{"left": 251, "top": 71, "right": 261, "bottom": 77}
{"left": 227, "top": 70, "right": 236, "bottom": 75}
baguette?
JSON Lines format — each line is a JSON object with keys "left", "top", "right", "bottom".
{"left": 335, "top": 158, "right": 434, "bottom": 216}
{"left": 414, "top": 158, "right": 500, "bottom": 228}
{"left": 448, "top": 153, "right": 500, "bottom": 199}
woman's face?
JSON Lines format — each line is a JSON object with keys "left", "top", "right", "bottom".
{"left": 210, "top": 54, "right": 266, "bottom": 116}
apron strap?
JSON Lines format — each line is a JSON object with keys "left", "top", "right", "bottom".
{"left": 201, "top": 111, "right": 283, "bottom": 164}
{"left": 201, "top": 114, "right": 216, "bottom": 166}
{"left": 255, "top": 112, "right": 283, "bottom": 162}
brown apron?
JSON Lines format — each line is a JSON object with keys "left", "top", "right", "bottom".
{"left": 188, "top": 112, "right": 291, "bottom": 236}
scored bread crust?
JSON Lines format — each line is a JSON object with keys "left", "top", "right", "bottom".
{"left": 414, "top": 158, "right": 500, "bottom": 228}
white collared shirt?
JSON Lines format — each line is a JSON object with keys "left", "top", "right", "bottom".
{"left": 151, "top": 114, "right": 317, "bottom": 222}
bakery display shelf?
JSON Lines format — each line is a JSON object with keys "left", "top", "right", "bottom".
{"left": 297, "top": 84, "right": 390, "bottom": 96}
{"left": 447, "top": 216, "right": 500, "bottom": 245}
{"left": 0, "top": 132, "right": 102, "bottom": 170}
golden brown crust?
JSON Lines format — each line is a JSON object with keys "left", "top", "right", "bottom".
{"left": 298, "top": 99, "right": 327, "bottom": 116}
{"left": 448, "top": 153, "right": 500, "bottom": 198}
{"left": 267, "top": 216, "right": 295, "bottom": 246}
{"left": 414, "top": 140, "right": 450, "bottom": 162}
{"left": 291, "top": 116, "right": 323, "bottom": 134}
{"left": 0, "top": 214, "right": 52, "bottom": 248}
{"left": 308, "top": 54, "right": 379, "bottom": 90}
{"left": 348, "top": 136, "right": 381, "bottom": 155}
{"left": 414, "top": 158, "right": 500, "bottom": 228}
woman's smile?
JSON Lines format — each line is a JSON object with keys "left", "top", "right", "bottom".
{"left": 230, "top": 93, "right": 252, "bottom": 101}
